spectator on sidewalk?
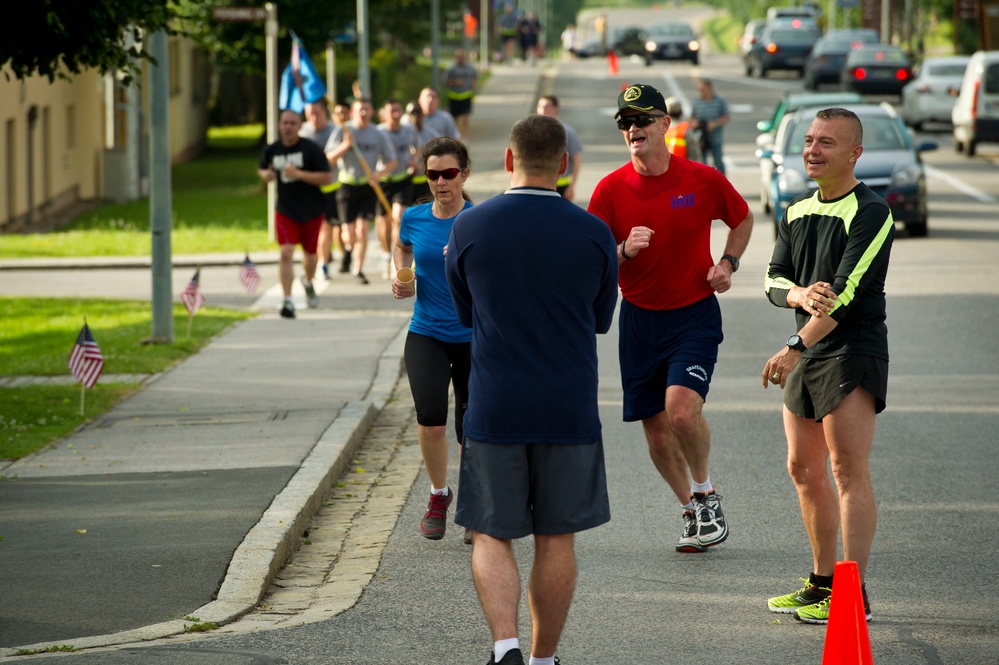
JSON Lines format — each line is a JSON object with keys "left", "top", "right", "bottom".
{"left": 444, "top": 48, "right": 478, "bottom": 140}
{"left": 690, "top": 78, "right": 731, "bottom": 175}
{"left": 445, "top": 114, "right": 618, "bottom": 665}
{"left": 588, "top": 83, "right": 753, "bottom": 554}
{"left": 391, "top": 136, "right": 473, "bottom": 544}
{"left": 258, "top": 109, "right": 332, "bottom": 319}
{"left": 536, "top": 95, "right": 583, "bottom": 201}
{"left": 325, "top": 97, "right": 397, "bottom": 285}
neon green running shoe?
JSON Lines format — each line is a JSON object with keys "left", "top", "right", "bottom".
{"left": 767, "top": 578, "right": 832, "bottom": 614}
{"left": 795, "top": 587, "right": 872, "bottom": 624}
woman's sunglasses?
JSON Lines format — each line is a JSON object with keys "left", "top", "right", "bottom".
{"left": 425, "top": 167, "right": 464, "bottom": 180}
{"left": 616, "top": 114, "right": 664, "bottom": 131}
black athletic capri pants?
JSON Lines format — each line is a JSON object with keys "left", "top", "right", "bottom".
{"left": 404, "top": 331, "right": 471, "bottom": 444}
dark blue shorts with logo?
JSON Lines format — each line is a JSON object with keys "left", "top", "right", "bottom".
{"left": 618, "top": 294, "right": 722, "bottom": 422}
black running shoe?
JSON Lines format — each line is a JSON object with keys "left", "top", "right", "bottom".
{"left": 354, "top": 271, "right": 370, "bottom": 285}
{"left": 339, "top": 249, "right": 352, "bottom": 273}
{"left": 279, "top": 301, "right": 295, "bottom": 319}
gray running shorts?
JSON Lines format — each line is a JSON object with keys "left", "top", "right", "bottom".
{"left": 455, "top": 439, "right": 610, "bottom": 539}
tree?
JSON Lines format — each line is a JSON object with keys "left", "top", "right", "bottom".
{"left": 2, "top": 0, "right": 177, "bottom": 81}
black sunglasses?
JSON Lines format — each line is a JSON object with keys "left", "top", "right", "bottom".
{"left": 616, "top": 114, "right": 664, "bottom": 131}
{"left": 425, "top": 167, "right": 464, "bottom": 180}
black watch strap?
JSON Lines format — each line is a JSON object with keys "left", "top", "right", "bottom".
{"left": 721, "top": 254, "right": 739, "bottom": 272}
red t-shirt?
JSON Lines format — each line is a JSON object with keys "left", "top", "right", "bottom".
{"left": 588, "top": 154, "right": 749, "bottom": 311}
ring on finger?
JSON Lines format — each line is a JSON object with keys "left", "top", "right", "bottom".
{"left": 772, "top": 372, "right": 781, "bottom": 381}
{"left": 808, "top": 298, "right": 815, "bottom": 307}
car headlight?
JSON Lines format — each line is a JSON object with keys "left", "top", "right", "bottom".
{"left": 646, "top": 41, "right": 656, "bottom": 52}
{"left": 777, "top": 168, "right": 808, "bottom": 198}
{"left": 689, "top": 41, "right": 700, "bottom": 51}
{"left": 891, "top": 164, "right": 921, "bottom": 188}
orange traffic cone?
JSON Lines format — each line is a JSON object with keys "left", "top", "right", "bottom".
{"left": 821, "top": 561, "right": 873, "bottom": 665}
{"left": 608, "top": 49, "right": 619, "bottom": 75}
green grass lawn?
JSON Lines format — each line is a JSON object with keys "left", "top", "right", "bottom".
{"left": 0, "top": 125, "right": 270, "bottom": 259}
{"left": 0, "top": 297, "right": 252, "bottom": 460}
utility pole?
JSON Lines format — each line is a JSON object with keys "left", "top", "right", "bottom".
{"left": 265, "top": 3, "right": 277, "bottom": 241}
{"left": 432, "top": 0, "right": 441, "bottom": 90}
{"left": 358, "top": 0, "right": 371, "bottom": 97}
{"left": 147, "top": 30, "right": 173, "bottom": 344}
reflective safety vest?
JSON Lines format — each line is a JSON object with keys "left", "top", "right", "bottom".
{"left": 665, "top": 121, "right": 690, "bottom": 158}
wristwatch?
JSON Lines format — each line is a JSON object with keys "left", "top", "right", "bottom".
{"left": 787, "top": 334, "right": 807, "bottom": 352}
{"left": 721, "top": 254, "right": 740, "bottom": 272}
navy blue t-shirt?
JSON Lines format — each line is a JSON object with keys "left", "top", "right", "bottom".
{"left": 445, "top": 187, "right": 618, "bottom": 444}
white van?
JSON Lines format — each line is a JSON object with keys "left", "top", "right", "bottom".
{"left": 952, "top": 50, "right": 999, "bottom": 157}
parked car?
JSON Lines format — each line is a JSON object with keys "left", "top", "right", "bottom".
{"left": 739, "top": 19, "right": 767, "bottom": 63}
{"left": 803, "top": 30, "right": 880, "bottom": 89}
{"left": 841, "top": 45, "right": 913, "bottom": 96}
{"left": 572, "top": 26, "right": 647, "bottom": 58}
{"left": 754, "top": 91, "right": 866, "bottom": 212}
{"left": 758, "top": 102, "right": 938, "bottom": 237}
{"left": 745, "top": 21, "right": 820, "bottom": 78}
{"left": 901, "top": 56, "right": 970, "bottom": 130}
{"left": 952, "top": 50, "right": 999, "bottom": 156}
{"left": 644, "top": 21, "right": 700, "bottom": 65}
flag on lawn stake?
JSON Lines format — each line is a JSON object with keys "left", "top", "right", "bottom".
{"left": 279, "top": 33, "right": 326, "bottom": 113}
{"left": 181, "top": 268, "right": 206, "bottom": 316}
{"left": 68, "top": 323, "right": 105, "bottom": 389}
{"left": 239, "top": 254, "right": 261, "bottom": 294}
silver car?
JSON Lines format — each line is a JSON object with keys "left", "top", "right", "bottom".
{"left": 901, "top": 56, "right": 970, "bottom": 130}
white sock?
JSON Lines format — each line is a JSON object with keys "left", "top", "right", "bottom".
{"left": 681, "top": 501, "right": 694, "bottom": 513}
{"left": 529, "top": 657, "right": 555, "bottom": 665}
{"left": 692, "top": 477, "right": 713, "bottom": 495}
{"left": 494, "top": 638, "right": 519, "bottom": 662}
{"left": 283, "top": 297, "right": 293, "bottom": 307}
{"left": 431, "top": 485, "right": 448, "bottom": 496}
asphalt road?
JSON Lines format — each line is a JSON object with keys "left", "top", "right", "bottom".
{"left": 9, "top": 37, "right": 999, "bottom": 665}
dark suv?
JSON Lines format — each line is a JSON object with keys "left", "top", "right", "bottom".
{"left": 745, "top": 21, "right": 820, "bottom": 78}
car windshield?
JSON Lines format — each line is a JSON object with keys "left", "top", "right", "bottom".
{"left": 787, "top": 115, "right": 908, "bottom": 154}
{"left": 649, "top": 24, "right": 693, "bottom": 37}
{"left": 770, "top": 29, "right": 816, "bottom": 44}
{"left": 985, "top": 63, "right": 999, "bottom": 93}
{"left": 851, "top": 48, "right": 907, "bottom": 64}
{"left": 926, "top": 63, "right": 968, "bottom": 77}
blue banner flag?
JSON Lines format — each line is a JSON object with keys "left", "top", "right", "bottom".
{"left": 279, "top": 37, "right": 326, "bottom": 113}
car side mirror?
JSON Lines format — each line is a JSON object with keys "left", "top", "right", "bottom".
{"left": 916, "top": 140, "right": 938, "bottom": 153}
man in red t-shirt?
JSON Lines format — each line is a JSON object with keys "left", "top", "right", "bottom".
{"left": 588, "top": 83, "right": 754, "bottom": 554}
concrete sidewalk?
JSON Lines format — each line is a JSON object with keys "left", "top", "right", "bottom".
{"left": 0, "top": 63, "right": 545, "bottom": 656}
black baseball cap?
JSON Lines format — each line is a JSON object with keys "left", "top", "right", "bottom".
{"left": 615, "top": 84, "right": 668, "bottom": 119}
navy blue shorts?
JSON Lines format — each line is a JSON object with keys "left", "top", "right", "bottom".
{"left": 455, "top": 439, "right": 610, "bottom": 540}
{"left": 618, "top": 295, "right": 723, "bottom": 422}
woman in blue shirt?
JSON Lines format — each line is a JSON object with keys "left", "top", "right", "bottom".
{"left": 391, "top": 136, "right": 472, "bottom": 542}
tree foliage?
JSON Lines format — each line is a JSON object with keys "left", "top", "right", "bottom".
{"left": 2, "top": 0, "right": 176, "bottom": 81}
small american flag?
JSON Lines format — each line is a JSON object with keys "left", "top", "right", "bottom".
{"left": 68, "top": 323, "right": 105, "bottom": 389}
{"left": 181, "top": 268, "right": 207, "bottom": 316}
{"left": 238, "top": 255, "right": 261, "bottom": 294}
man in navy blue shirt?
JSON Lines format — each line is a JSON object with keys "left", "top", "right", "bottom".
{"left": 445, "top": 114, "right": 618, "bottom": 665}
